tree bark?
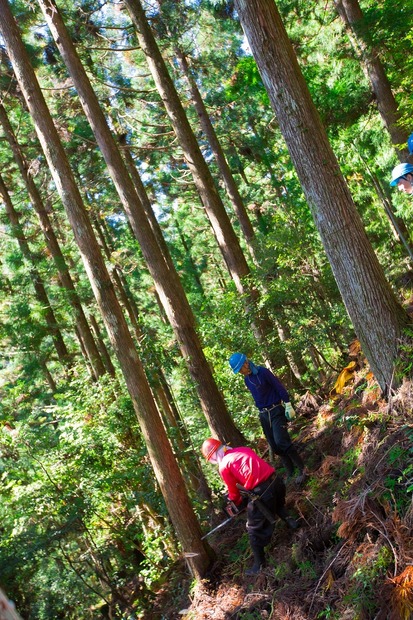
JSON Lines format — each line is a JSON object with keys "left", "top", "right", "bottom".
{"left": 0, "top": 0, "right": 214, "bottom": 578}
{"left": 334, "top": 0, "right": 409, "bottom": 160}
{"left": 89, "top": 314, "right": 117, "bottom": 376}
{"left": 233, "top": 0, "right": 412, "bottom": 392}
{"left": 34, "top": 0, "right": 245, "bottom": 446}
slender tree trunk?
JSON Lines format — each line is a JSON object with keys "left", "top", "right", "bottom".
{"left": 89, "top": 314, "right": 117, "bottom": 376}
{"left": 0, "top": 104, "right": 106, "bottom": 378}
{"left": 0, "top": 174, "right": 70, "bottom": 365}
{"left": 35, "top": 0, "right": 245, "bottom": 446}
{"left": 124, "top": 0, "right": 252, "bottom": 291}
{"left": 40, "top": 360, "right": 57, "bottom": 392}
{"left": 361, "top": 158, "right": 413, "bottom": 262}
{"left": 120, "top": 142, "right": 208, "bottom": 301}
{"left": 233, "top": 0, "right": 412, "bottom": 392}
{"left": 0, "top": 1, "right": 214, "bottom": 578}
{"left": 174, "top": 47, "right": 258, "bottom": 263}
{"left": 334, "top": 0, "right": 409, "bottom": 160}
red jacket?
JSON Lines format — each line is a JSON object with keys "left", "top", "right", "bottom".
{"left": 218, "top": 447, "right": 275, "bottom": 505}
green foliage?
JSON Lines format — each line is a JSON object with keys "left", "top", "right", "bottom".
{"left": 344, "top": 546, "right": 393, "bottom": 617}
{"left": 224, "top": 57, "right": 270, "bottom": 107}
{"left": 395, "top": 327, "right": 413, "bottom": 381}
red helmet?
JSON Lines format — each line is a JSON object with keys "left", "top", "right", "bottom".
{"left": 201, "top": 438, "right": 222, "bottom": 461}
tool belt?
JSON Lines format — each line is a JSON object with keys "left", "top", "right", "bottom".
{"left": 259, "top": 402, "right": 281, "bottom": 414}
{"left": 252, "top": 472, "right": 276, "bottom": 495}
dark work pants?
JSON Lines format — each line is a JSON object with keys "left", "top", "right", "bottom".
{"left": 246, "top": 475, "right": 287, "bottom": 548}
{"left": 259, "top": 405, "right": 292, "bottom": 455}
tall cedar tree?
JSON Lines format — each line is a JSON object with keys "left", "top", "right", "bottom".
{"left": 35, "top": 0, "right": 246, "bottom": 446}
{"left": 233, "top": 0, "right": 412, "bottom": 392}
{"left": 334, "top": 0, "right": 409, "bottom": 160}
{"left": 0, "top": 0, "right": 215, "bottom": 579}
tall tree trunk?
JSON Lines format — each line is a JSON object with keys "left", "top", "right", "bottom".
{"left": 233, "top": 0, "right": 412, "bottom": 392}
{"left": 174, "top": 47, "right": 258, "bottom": 263}
{"left": 0, "top": 174, "right": 70, "bottom": 366}
{"left": 35, "top": 0, "right": 245, "bottom": 446}
{"left": 0, "top": 0, "right": 214, "bottom": 578}
{"left": 334, "top": 0, "right": 409, "bottom": 160}
{"left": 123, "top": 0, "right": 286, "bottom": 357}
{"left": 0, "top": 104, "right": 106, "bottom": 379}
{"left": 124, "top": 0, "right": 252, "bottom": 291}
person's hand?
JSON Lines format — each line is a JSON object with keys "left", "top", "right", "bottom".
{"left": 284, "top": 402, "right": 296, "bottom": 421}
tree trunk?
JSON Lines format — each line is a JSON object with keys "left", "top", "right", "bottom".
{"left": 233, "top": 0, "right": 412, "bottom": 392}
{"left": 89, "top": 314, "right": 117, "bottom": 376}
{"left": 174, "top": 47, "right": 258, "bottom": 263}
{"left": 0, "top": 104, "right": 107, "bottom": 379}
{"left": 35, "top": 0, "right": 245, "bottom": 446}
{"left": 123, "top": 0, "right": 293, "bottom": 361}
{"left": 334, "top": 0, "right": 409, "bottom": 160}
{"left": 0, "top": 0, "right": 215, "bottom": 578}
{"left": 124, "top": 0, "right": 252, "bottom": 291}
{"left": 40, "top": 360, "right": 57, "bottom": 392}
{"left": 0, "top": 174, "right": 70, "bottom": 366}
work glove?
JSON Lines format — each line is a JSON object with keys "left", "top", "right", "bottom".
{"left": 284, "top": 402, "right": 296, "bottom": 421}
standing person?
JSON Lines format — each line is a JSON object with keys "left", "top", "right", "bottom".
{"left": 390, "top": 162, "right": 413, "bottom": 194}
{"left": 201, "top": 438, "right": 298, "bottom": 575}
{"left": 229, "top": 353, "right": 306, "bottom": 483}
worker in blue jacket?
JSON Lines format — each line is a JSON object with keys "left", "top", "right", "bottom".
{"left": 229, "top": 352, "right": 306, "bottom": 484}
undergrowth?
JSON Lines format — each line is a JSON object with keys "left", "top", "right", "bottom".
{"left": 142, "top": 363, "right": 413, "bottom": 620}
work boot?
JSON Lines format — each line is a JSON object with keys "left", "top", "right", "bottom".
{"left": 277, "top": 506, "right": 299, "bottom": 530}
{"left": 285, "top": 516, "right": 300, "bottom": 530}
{"left": 245, "top": 544, "right": 266, "bottom": 575}
{"left": 286, "top": 446, "right": 307, "bottom": 484}
{"left": 280, "top": 454, "right": 295, "bottom": 480}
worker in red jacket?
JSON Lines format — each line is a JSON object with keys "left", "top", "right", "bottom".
{"left": 201, "top": 438, "right": 298, "bottom": 575}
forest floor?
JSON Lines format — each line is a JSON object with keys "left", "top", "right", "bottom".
{"left": 140, "top": 347, "right": 413, "bottom": 620}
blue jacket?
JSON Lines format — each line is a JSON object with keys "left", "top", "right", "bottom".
{"left": 244, "top": 366, "right": 290, "bottom": 410}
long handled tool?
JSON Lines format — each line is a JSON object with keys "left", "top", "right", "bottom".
{"left": 201, "top": 507, "right": 246, "bottom": 540}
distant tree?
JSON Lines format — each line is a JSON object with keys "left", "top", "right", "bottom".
{"left": 333, "top": 0, "right": 409, "bottom": 160}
